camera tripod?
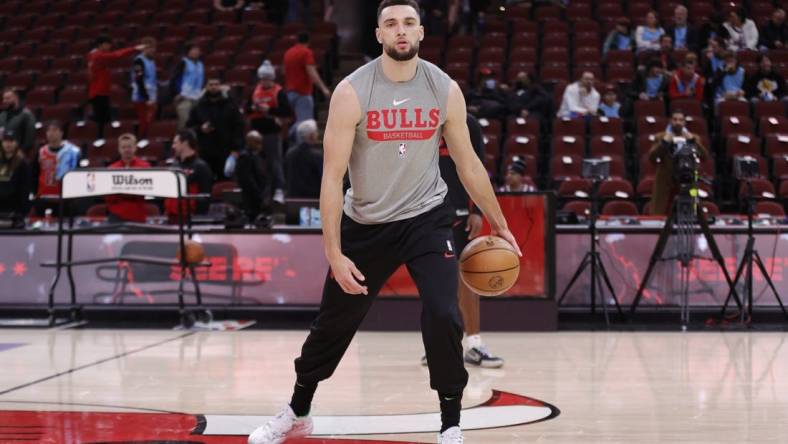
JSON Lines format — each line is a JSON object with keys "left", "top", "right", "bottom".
{"left": 720, "top": 180, "right": 788, "bottom": 321}
{"left": 630, "top": 188, "right": 743, "bottom": 327}
{"left": 557, "top": 178, "right": 625, "bottom": 325}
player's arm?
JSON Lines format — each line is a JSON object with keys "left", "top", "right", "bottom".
{"left": 320, "top": 79, "right": 368, "bottom": 295}
{"left": 443, "top": 81, "right": 522, "bottom": 256}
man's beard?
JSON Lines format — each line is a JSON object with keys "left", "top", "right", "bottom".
{"left": 384, "top": 40, "right": 419, "bottom": 61}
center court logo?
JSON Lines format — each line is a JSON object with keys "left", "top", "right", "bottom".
{"left": 0, "top": 390, "right": 559, "bottom": 442}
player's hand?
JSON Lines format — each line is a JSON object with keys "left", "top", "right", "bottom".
{"left": 492, "top": 228, "right": 522, "bottom": 257}
{"left": 328, "top": 254, "right": 368, "bottom": 295}
{"left": 465, "top": 214, "right": 483, "bottom": 239}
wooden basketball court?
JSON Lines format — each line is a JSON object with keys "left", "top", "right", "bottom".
{"left": 1, "top": 328, "right": 786, "bottom": 442}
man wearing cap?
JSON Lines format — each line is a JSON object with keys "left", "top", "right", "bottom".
{"left": 500, "top": 158, "right": 536, "bottom": 192}
{"left": 248, "top": 60, "right": 292, "bottom": 204}
{"left": 467, "top": 66, "right": 507, "bottom": 119}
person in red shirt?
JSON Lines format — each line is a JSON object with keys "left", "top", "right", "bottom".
{"left": 88, "top": 35, "right": 146, "bottom": 137}
{"left": 668, "top": 57, "right": 705, "bottom": 101}
{"left": 282, "top": 32, "right": 331, "bottom": 140}
{"left": 106, "top": 133, "right": 151, "bottom": 223}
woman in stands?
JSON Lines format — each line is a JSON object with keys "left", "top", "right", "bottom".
{"left": 0, "top": 130, "right": 31, "bottom": 227}
{"left": 635, "top": 11, "right": 665, "bottom": 53}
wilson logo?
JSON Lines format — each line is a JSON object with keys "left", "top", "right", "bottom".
{"left": 112, "top": 175, "right": 153, "bottom": 186}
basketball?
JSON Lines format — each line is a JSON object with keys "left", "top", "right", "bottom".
{"left": 459, "top": 236, "right": 520, "bottom": 296}
{"left": 176, "top": 239, "right": 205, "bottom": 265}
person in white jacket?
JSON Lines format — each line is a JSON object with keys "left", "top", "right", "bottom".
{"left": 635, "top": 11, "right": 665, "bottom": 52}
{"left": 557, "top": 71, "right": 600, "bottom": 119}
{"left": 723, "top": 8, "right": 759, "bottom": 51}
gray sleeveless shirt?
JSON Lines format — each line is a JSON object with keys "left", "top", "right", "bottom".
{"left": 343, "top": 57, "right": 451, "bottom": 224}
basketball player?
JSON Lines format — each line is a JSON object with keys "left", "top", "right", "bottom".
{"left": 248, "top": 1, "right": 520, "bottom": 443}
{"left": 418, "top": 113, "right": 504, "bottom": 369}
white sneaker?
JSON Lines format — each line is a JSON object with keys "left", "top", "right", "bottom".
{"left": 438, "top": 426, "right": 464, "bottom": 443}
{"left": 273, "top": 189, "right": 285, "bottom": 204}
{"left": 248, "top": 405, "right": 313, "bottom": 444}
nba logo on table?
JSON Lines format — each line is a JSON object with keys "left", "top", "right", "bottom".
{"left": 86, "top": 172, "right": 96, "bottom": 192}
{"left": 398, "top": 143, "right": 407, "bottom": 159}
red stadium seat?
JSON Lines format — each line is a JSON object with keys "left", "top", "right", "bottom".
{"left": 753, "top": 100, "right": 786, "bottom": 119}
{"left": 754, "top": 201, "right": 785, "bottom": 217}
{"left": 634, "top": 100, "right": 666, "bottom": 118}
{"left": 506, "top": 116, "right": 540, "bottom": 138}
{"left": 720, "top": 116, "right": 755, "bottom": 137}
{"left": 727, "top": 134, "right": 762, "bottom": 158}
{"left": 637, "top": 177, "right": 655, "bottom": 199}
{"left": 552, "top": 117, "right": 586, "bottom": 138}
{"left": 766, "top": 134, "right": 788, "bottom": 156}
{"left": 636, "top": 115, "right": 668, "bottom": 135}
{"left": 718, "top": 100, "right": 751, "bottom": 119}
{"left": 503, "top": 135, "right": 539, "bottom": 157}
{"left": 589, "top": 117, "right": 624, "bottom": 137}
{"left": 552, "top": 135, "right": 585, "bottom": 157}
{"left": 558, "top": 178, "right": 593, "bottom": 198}
{"left": 148, "top": 120, "right": 178, "bottom": 142}
{"left": 589, "top": 135, "right": 626, "bottom": 158}
{"left": 550, "top": 154, "right": 583, "bottom": 181}
{"left": 563, "top": 200, "right": 591, "bottom": 217}
{"left": 758, "top": 116, "right": 788, "bottom": 136}
{"left": 670, "top": 99, "right": 703, "bottom": 117}
{"left": 740, "top": 178, "right": 776, "bottom": 200}
{"left": 602, "top": 200, "right": 639, "bottom": 216}
{"left": 598, "top": 178, "right": 634, "bottom": 200}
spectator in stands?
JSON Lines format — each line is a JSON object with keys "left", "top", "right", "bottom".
{"left": 167, "top": 129, "right": 213, "bottom": 218}
{"left": 759, "top": 8, "right": 788, "bottom": 50}
{"left": 169, "top": 43, "right": 205, "bottom": 131}
{"left": 656, "top": 35, "right": 677, "bottom": 72}
{"left": 557, "top": 71, "right": 600, "bottom": 119}
{"left": 0, "top": 89, "right": 36, "bottom": 154}
{"left": 187, "top": 78, "right": 245, "bottom": 179}
{"left": 746, "top": 54, "right": 786, "bottom": 103}
{"left": 285, "top": 119, "right": 323, "bottom": 199}
{"left": 106, "top": 134, "right": 151, "bottom": 223}
{"left": 603, "top": 18, "right": 634, "bottom": 56}
{"left": 505, "top": 71, "right": 551, "bottom": 122}
{"left": 88, "top": 36, "right": 147, "bottom": 137}
{"left": 667, "top": 5, "right": 700, "bottom": 52}
{"left": 283, "top": 32, "right": 331, "bottom": 140}
{"left": 466, "top": 66, "right": 507, "bottom": 119}
{"left": 668, "top": 57, "right": 705, "bottom": 102}
{"left": 633, "top": 60, "right": 668, "bottom": 101}
{"left": 635, "top": 11, "right": 665, "bottom": 53}
{"left": 131, "top": 37, "right": 158, "bottom": 137}
{"left": 703, "top": 37, "right": 727, "bottom": 78}
{"left": 499, "top": 158, "right": 535, "bottom": 192}
{"left": 0, "top": 130, "right": 31, "bottom": 225}
{"left": 32, "top": 121, "right": 80, "bottom": 200}
{"left": 722, "top": 8, "right": 759, "bottom": 51}
{"left": 248, "top": 60, "right": 292, "bottom": 205}
{"left": 713, "top": 51, "right": 746, "bottom": 103}
{"left": 236, "top": 130, "right": 269, "bottom": 220}
{"left": 598, "top": 85, "right": 621, "bottom": 118}
{"left": 647, "top": 110, "right": 708, "bottom": 215}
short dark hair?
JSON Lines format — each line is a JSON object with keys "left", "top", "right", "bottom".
{"left": 45, "top": 120, "right": 63, "bottom": 131}
{"left": 297, "top": 31, "right": 310, "bottom": 43}
{"left": 377, "top": 0, "right": 420, "bottom": 21}
{"left": 671, "top": 109, "right": 685, "bottom": 118}
{"left": 95, "top": 34, "right": 111, "bottom": 47}
{"left": 185, "top": 42, "right": 200, "bottom": 53}
{"left": 175, "top": 129, "right": 198, "bottom": 148}
{"left": 646, "top": 59, "right": 662, "bottom": 71}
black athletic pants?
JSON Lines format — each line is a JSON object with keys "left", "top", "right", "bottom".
{"left": 294, "top": 201, "right": 468, "bottom": 395}
{"left": 90, "top": 95, "right": 111, "bottom": 137}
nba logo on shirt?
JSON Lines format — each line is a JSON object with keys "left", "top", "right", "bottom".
{"left": 86, "top": 172, "right": 96, "bottom": 192}
{"left": 398, "top": 143, "right": 407, "bottom": 159}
